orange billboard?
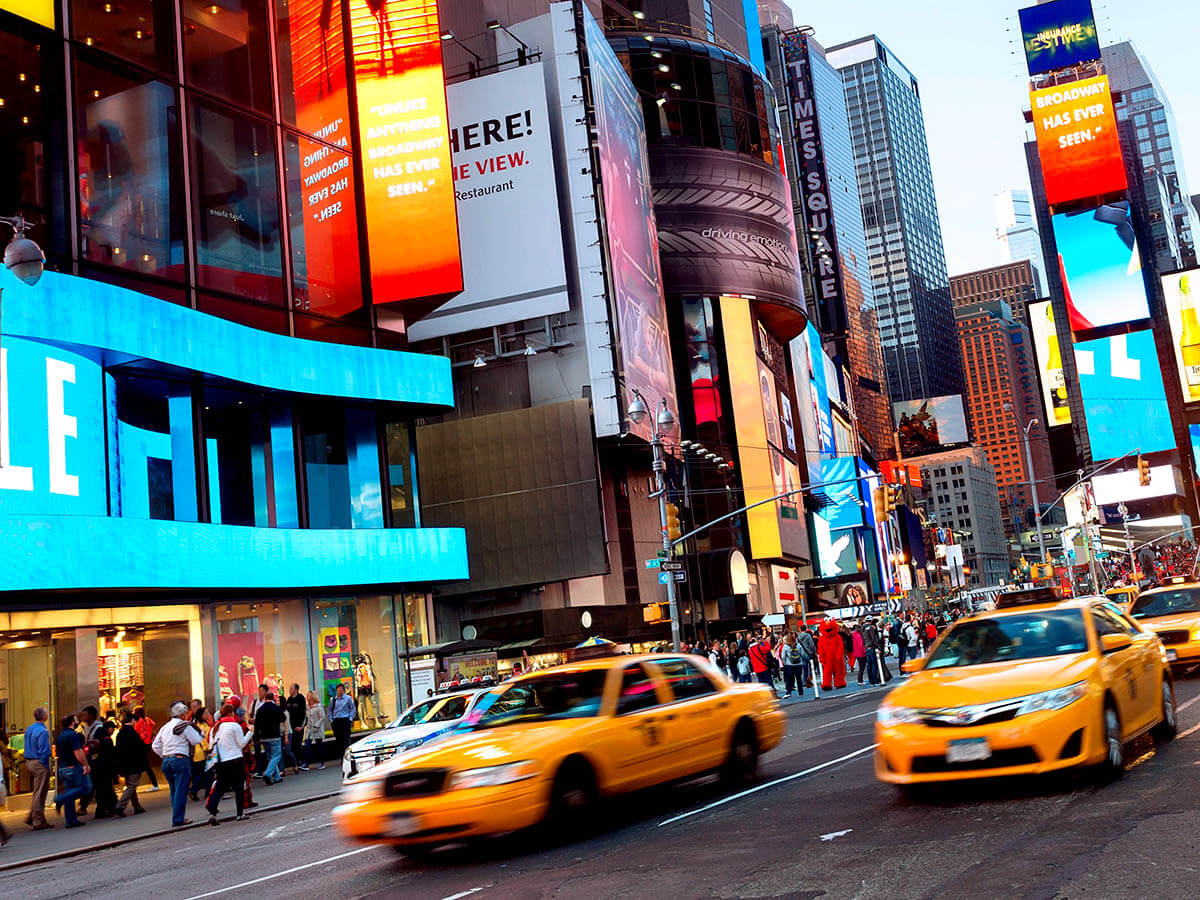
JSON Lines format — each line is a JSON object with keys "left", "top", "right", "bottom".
{"left": 347, "top": 0, "right": 462, "bottom": 303}
{"left": 1031, "top": 75, "right": 1127, "bottom": 207}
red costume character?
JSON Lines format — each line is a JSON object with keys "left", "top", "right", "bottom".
{"left": 818, "top": 619, "right": 846, "bottom": 690}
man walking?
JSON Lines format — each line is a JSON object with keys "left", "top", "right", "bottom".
{"left": 285, "top": 684, "right": 307, "bottom": 773}
{"left": 23, "top": 707, "right": 52, "bottom": 830}
{"left": 254, "top": 692, "right": 286, "bottom": 785}
{"left": 151, "top": 701, "right": 203, "bottom": 827}
{"left": 328, "top": 683, "right": 356, "bottom": 759}
{"left": 114, "top": 712, "right": 147, "bottom": 815}
{"left": 780, "top": 633, "right": 806, "bottom": 699}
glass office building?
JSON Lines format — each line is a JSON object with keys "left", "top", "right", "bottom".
{"left": 0, "top": 3, "right": 467, "bottom": 762}
{"left": 826, "top": 36, "right": 964, "bottom": 406}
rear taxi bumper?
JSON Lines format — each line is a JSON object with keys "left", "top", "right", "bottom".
{"left": 875, "top": 696, "right": 1103, "bottom": 784}
{"left": 757, "top": 709, "right": 787, "bottom": 753}
{"left": 1156, "top": 637, "right": 1200, "bottom": 665}
{"left": 332, "top": 778, "right": 548, "bottom": 846}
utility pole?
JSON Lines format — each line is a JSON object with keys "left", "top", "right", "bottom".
{"left": 1004, "top": 403, "right": 1047, "bottom": 566}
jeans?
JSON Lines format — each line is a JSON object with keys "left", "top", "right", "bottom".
{"left": 206, "top": 759, "right": 246, "bottom": 818}
{"left": 754, "top": 670, "right": 776, "bottom": 693}
{"left": 190, "top": 759, "right": 212, "bottom": 798}
{"left": 782, "top": 664, "right": 805, "bottom": 695}
{"left": 55, "top": 766, "right": 91, "bottom": 827}
{"left": 331, "top": 717, "right": 352, "bottom": 759}
{"left": 289, "top": 729, "right": 304, "bottom": 769}
{"left": 261, "top": 738, "right": 283, "bottom": 783}
{"left": 897, "top": 643, "right": 910, "bottom": 667}
{"left": 161, "top": 756, "right": 192, "bottom": 826}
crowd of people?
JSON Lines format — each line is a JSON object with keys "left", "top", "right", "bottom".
{"left": 676, "top": 610, "right": 960, "bottom": 699}
{"left": 1102, "top": 538, "right": 1198, "bottom": 587}
{"left": 0, "top": 681, "right": 356, "bottom": 847}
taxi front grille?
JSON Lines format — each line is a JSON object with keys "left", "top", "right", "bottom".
{"left": 911, "top": 747, "right": 1039, "bottom": 773}
{"left": 383, "top": 769, "right": 448, "bottom": 798}
{"left": 920, "top": 709, "right": 1018, "bottom": 728}
{"left": 1156, "top": 629, "right": 1190, "bottom": 646}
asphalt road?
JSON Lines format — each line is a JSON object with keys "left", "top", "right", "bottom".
{"left": 7, "top": 676, "right": 1200, "bottom": 900}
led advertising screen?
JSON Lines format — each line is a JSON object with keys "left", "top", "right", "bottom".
{"left": 280, "top": 0, "right": 352, "bottom": 141}
{"left": 348, "top": 0, "right": 462, "bottom": 303}
{"left": 3, "top": 0, "right": 53, "bottom": 28}
{"left": 408, "top": 63, "right": 569, "bottom": 340}
{"left": 1053, "top": 202, "right": 1148, "bottom": 332}
{"left": 1161, "top": 269, "right": 1200, "bottom": 404}
{"left": 1031, "top": 75, "right": 1126, "bottom": 207}
{"left": 584, "top": 10, "right": 676, "bottom": 443}
{"left": 1027, "top": 300, "right": 1073, "bottom": 425}
{"left": 1075, "top": 330, "right": 1175, "bottom": 461}
{"left": 1018, "top": 0, "right": 1101, "bottom": 77}
{"left": 893, "top": 395, "right": 970, "bottom": 458}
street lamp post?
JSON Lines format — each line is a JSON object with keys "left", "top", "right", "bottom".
{"left": 627, "top": 389, "right": 681, "bottom": 650}
{"left": 1004, "top": 403, "right": 1046, "bottom": 565}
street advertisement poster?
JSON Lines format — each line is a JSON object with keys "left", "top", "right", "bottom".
{"left": 787, "top": 327, "right": 823, "bottom": 484}
{"left": 319, "top": 625, "right": 353, "bottom": 703}
{"left": 584, "top": 9, "right": 676, "bottom": 443}
{"left": 409, "top": 62, "right": 570, "bottom": 340}
{"left": 217, "top": 631, "right": 265, "bottom": 704}
{"left": 442, "top": 652, "right": 498, "bottom": 683}
{"left": 893, "top": 395, "right": 970, "bottom": 458}
{"left": 1053, "top": 202, "right": 1148, "bottom": 332}
{"left": 1030, "top": 75, "right": 1126, "bottom": 207}
{"left": 1027, "top": 300, "right": 1073, "bottom": 425}
{"left": 1018, "top": 0, "right": 1101, "bottom": 77}
{"left": 348, "top": 0, "right": 462, "bottom": 303}
{"left": 1074, "top": 330, "right": 1175, "bottom": 461}
{"left": 1161, "top": 269, "right": 1200, "bottom": 404}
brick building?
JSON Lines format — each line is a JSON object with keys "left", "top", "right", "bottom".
{"left": 950, "top": 260, "right": 1040, "bottom": 322}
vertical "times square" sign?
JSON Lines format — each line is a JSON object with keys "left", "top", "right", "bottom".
{"left": 782, "top": 32, "right": 847, "bottom": 337}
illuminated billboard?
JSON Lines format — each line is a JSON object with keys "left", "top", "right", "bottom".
{"left": 1075, "top": 330, "right": 1175, "bottom": 461}
{"left": 1053, "top": 202, "right": 1148, "bottom": 332}
{"left": 348, "top": 0, "right": 462, "bottom": 303}
{"left": 1161, "top": 269, "right": 1200, "bottom": 404}
{"left": 1018, "top": 0, "right": 1101, "bottom": 77}
{"left": 1028, "top": 300, "right": 1073, "bottom": 425}
{"left": 4, "top": 0, "right": 52, "bottom": 28}
{"left": 893, "top": 395, "right": 970, "bottom": 458}
{"left": 1031, "top": 75, "right": 1126, "bottom": 207}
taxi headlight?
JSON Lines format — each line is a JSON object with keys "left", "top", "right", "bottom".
{"left": 447, "top": 760, "right": 540, "bottom": 791}
{"left": 340, "top": 777, "right": 382, "bottom": 803}
{"left": 876, "top": 705, "right": 921, "bottom": 726}
{"left": 1014, "top": 681, "right": 1088, "bottom": 716}
{"left": 399, "top": 737, "right": 425, "bottom": 752}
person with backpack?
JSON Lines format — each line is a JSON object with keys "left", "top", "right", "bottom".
{"left": 796, "top": 626, "right": 817, "bottom": 688}
{"left": 892, "top": 618, "right": 908, "bottom": 666}
{"left": 780, "top": 633, "right": 806, "bottom": 698}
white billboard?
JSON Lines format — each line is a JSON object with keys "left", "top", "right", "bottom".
{"left": 1092, "top": 464, "right": 1181, "bottom": 506}
{"left": 408, "top": 63, "right": 569, "bottom": 341}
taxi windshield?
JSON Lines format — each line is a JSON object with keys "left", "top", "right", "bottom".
{"left": 459, "top": 671, "right": 607, "bottom": 730}
{"left": 924, "top": 610, "right": 1089, "bottom": 669}
{"left": 1130, "top": 588, "right": 1200, "bottom": 619}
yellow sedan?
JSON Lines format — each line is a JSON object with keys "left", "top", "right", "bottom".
{"left": 1129, "top": 581, "right": 1200, "bottom": 672}
{"left": 333, "top": 653, "right": 784, "bottom": 854}
{"left": 876, "top": 596, "right": 1175, "bottom": 788}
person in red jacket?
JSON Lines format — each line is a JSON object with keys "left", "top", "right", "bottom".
{"left": 818, "top": 619, "right": 847, "bottom": 690}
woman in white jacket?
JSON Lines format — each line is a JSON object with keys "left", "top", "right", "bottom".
{"left": 205, "top": 703, "right": 254, "bottom": 824}
{"left": 303, "top": 691, "right": 328, "bottom": 770}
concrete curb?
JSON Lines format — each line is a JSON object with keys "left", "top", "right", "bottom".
{"left": 0, "top": 789, "right": 341, "bottom": 872}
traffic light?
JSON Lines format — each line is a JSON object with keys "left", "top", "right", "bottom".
{"left": 874, "top": 484, "right": 905, "bottom": 523}
{"left": 873, "top": 486, "right": 887, "bottom": 524}
{"left": 1137, "top": 454, "right": 1151, "bottom": 487}
{"left": 889, "top": 484, "right": 905, "bottom": 510}
{"left": 665, "top": 502, "right": 682, "bottom": 542}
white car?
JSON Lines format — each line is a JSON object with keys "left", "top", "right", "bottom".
{"left": 341, "top": 687, "right": 490, "bottom": 779}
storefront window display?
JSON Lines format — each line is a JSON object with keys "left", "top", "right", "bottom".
{"left": 310, "top": 597, "right": 398, "bottom": 732}
{"left": 213, "top": 599, "right": 310, "bottom": 707}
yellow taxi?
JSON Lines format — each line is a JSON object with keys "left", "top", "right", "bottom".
{"left": 1104, "top": 584, "right": 1139, "bottom": 613}
{"left": 332, "top": 653, "right": 784, "bottom": 854}
{"left": 875, "top": 591, "right": 1175, "bottom": 787}
{"left": 1129, "top": 579, "right": 1200, "bottom": 671}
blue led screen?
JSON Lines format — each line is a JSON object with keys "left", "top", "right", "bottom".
{"left": 1076, "top": 330, "right": 1175, "bottom": 461}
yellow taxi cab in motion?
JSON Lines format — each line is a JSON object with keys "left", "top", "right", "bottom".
{"left": 1104, "top": 584, "right": 1139, "bottom": 614}
{"left": 876, "top": 591, "right": 1176, "bottom": 787}
{"left": 1129, "top": 579, "right": 1200, "bottom": 671}
{"left": 332, "top": 654, "right": 784, "bottom": 855}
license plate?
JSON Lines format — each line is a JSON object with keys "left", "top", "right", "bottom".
{"left": 385, "top": 813, "right": 419, "bottom": 837}
{"left": 1167, "top": 649, "right": 1178, "bottom": 661}
{"left": 946, "top": 738, "right": 991, "bottom": 763}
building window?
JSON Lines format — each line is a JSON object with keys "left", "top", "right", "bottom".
{"left": 69, "top": 0, "right": 177, "bottom": 76}
{"left": 298, "top": 399, "right": 384, "bottom": 529}
{"left": 183, "top": 0, "right": 273, "bottom": 113}
{"left": 112, "top": 372, "right": 198, "bottom": 522}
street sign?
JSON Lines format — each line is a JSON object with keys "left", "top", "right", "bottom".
{"left": 645, "top": 558, "right": 662, "bottom": 569}
{"left": 658, "top": 572, "right": 671, "bottom": 584}
{"left": 673, "top": 571, "right": 686, "bottom": 582}
{"left": 660, "top": 561, "right": 684, "bottom": 572}
{"left": 657, "top": 549, "right": 669, "bottom": 559}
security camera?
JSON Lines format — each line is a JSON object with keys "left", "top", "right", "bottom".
{"left": 2, "top": 215, "right": 44, "bottom": 286}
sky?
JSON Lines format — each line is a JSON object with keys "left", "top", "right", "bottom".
{"left": 783, "top": 0, "right": 1200, "bottom": 277}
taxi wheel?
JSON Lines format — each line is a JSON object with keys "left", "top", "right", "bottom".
{"left": 1153, "top": 676, "right": 1177, "bottom": 741}
{"left": 547, "top": 758, "right": 597, "bottom": 836}
{"left": 721, "top": 720, "right": 759, "bottom": 787}
{"left": 1098, "top": 702, "right": 1126, "bottom": 780}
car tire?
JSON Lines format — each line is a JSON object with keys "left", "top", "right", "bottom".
{"left": 1097, "top": 701, "right": 1126, "bottom": 781}
{"left": 391, "top": 843, "right": 437, "bottom": 862}
{"left": 545, "top": 758, "right": 597, "bottom": 840}
{"left": 721, "top": 720, "right": 759, "bottom": 787}
{"left": 1153, "top": 675, "right": 1177, "bottom": 741}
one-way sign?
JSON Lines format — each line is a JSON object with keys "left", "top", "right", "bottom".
{"left": 661, "top": 561, "right": 684, "bottom": 572}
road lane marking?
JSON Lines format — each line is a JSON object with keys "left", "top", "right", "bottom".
{"left": 820, "top": 829, "right": 852, "bottom": 841}
{"left": 811, "top": 711, "right": 876, "bottom": 730}
{"left": 266, "top": 825, "right": 287, "bottom": 839}
{"left": 1178, "top": 721, "right": 1200, "bottom": 739}
{"left": 439, "top": 887, "right": 491, "bottom": 900}
{"left": 657, "top": 744, "right": 878, "bottom": 827}
{"left": 182, "top": 845, "right": 379, "bottom": 899}
{"left": 1176, "top": 694, "right": 1200, "bottom": 715}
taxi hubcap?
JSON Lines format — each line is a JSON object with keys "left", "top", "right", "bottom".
{"left": 1163, "top": 683, "right": 1175, "bottom": 728}
{"left": 1105, "top": 708, "right": 1122, "bottom": 767}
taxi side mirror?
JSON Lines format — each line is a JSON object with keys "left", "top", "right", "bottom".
{"left": 900, "top": 658, "right": 924, "bottom": 674}
{"left": 1100, "top": 633, "right": 1133, "bottom": 654}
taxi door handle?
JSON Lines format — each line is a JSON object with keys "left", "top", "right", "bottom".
{"left": 664, "top": 714, "right": 676, "bottom": 721}
{"left": 717, "top": 701, "right": 730, "bottom": 709}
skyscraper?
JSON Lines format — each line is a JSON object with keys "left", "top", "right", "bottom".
{"left": 950, "top": 260, "right": 1040, "bottom": 322}
{"left": 994, "top": 189, "right": 1047, "bottom": 295}
{"left": 826, "top": 36, "right": 965, "bottom": 405}
{"left": 1102, "top": 41, "right": 1196, "bottom": 269}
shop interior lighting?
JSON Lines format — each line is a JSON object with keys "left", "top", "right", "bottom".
{"left": 114, "top": 629, "right": 126, "bottom": 643}
{"left": 523, "top": 342, "right": 537, "bottom": 357}
{"left": 473, "top": 350, "right": 488, "bottom": 368}
{"left": 206, "top": 3, "right": 224, "bottom": 14}
{"left": 633, "top": 11, "right": 646, "bottom": 20}
{"left": 658, "top": 63, "right": 670, "bottom": 73}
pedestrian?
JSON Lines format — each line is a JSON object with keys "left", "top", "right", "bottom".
{"left": 302, "top": 691, "right": 328, "bottom": 770}
{"left": 53, "top": 715, "right": 90, "bottom": 829}
{"left": 852, "top": 624, "right": 868, "bottom": 684}
{"left": 254, "top": 692, "right": 286, "bottom": 785}
{"left": 132, "top": 707, "right": 160, "bottom": 791}
{"left": 23, "top": 707, "right": 53, "bottom": 831}
{"left": 248, "top": 684, "right": 269, "bottom": 773}
{"left": 285, "top": 684, "right": 307, "bottom": 774}
{"left": 818, "top": 619, "right": 847, "bottom": 690}
{"left": 863, "top": 619, "right": 883, "bottom": 685}
{"left": 0, "top": 737, "right": 10, "bottom": 846}
{"left": 88, "top": 718, "right": 119, "bottom": 818}
{"left": 796, "top": 626, "right": 817, "bottom": 688}
{"left": 75, "top": 706, "right": 102, "bottom": 818}
{"left": 151, "top": 701, "right": 203, "bottom": 827}
{"left": 924, "top": 618, "right": 938, "bottom": 654}
{"left": 902, "top": 618, "right": 919, "bottom": 664}
{"left": 228, "top": 697, "right": 258, "bottom": 810}
{"left": 205, "top": 703, "right": 254, "bottom": 825}
{"left": 780, "top": 633, "right": 806, "bottom": 698}
{"left": 328, "top": 683, "right": 356, "bottom": 760}
{"left": 114, "top": 712, "right": 147, "bottom": 815}
{"left": 189, "top": 707, "right": 214, "bottom": 800}
{"left": 747, "top": 632, "right": 778, "bottom": 696}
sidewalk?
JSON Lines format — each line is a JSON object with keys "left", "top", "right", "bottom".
{"left": 0, "top": 764, "right": 343, "bottom": 870}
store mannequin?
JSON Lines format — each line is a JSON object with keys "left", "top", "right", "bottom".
{"left": 353, "top": 653, "right": 382, "bottom": 728}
